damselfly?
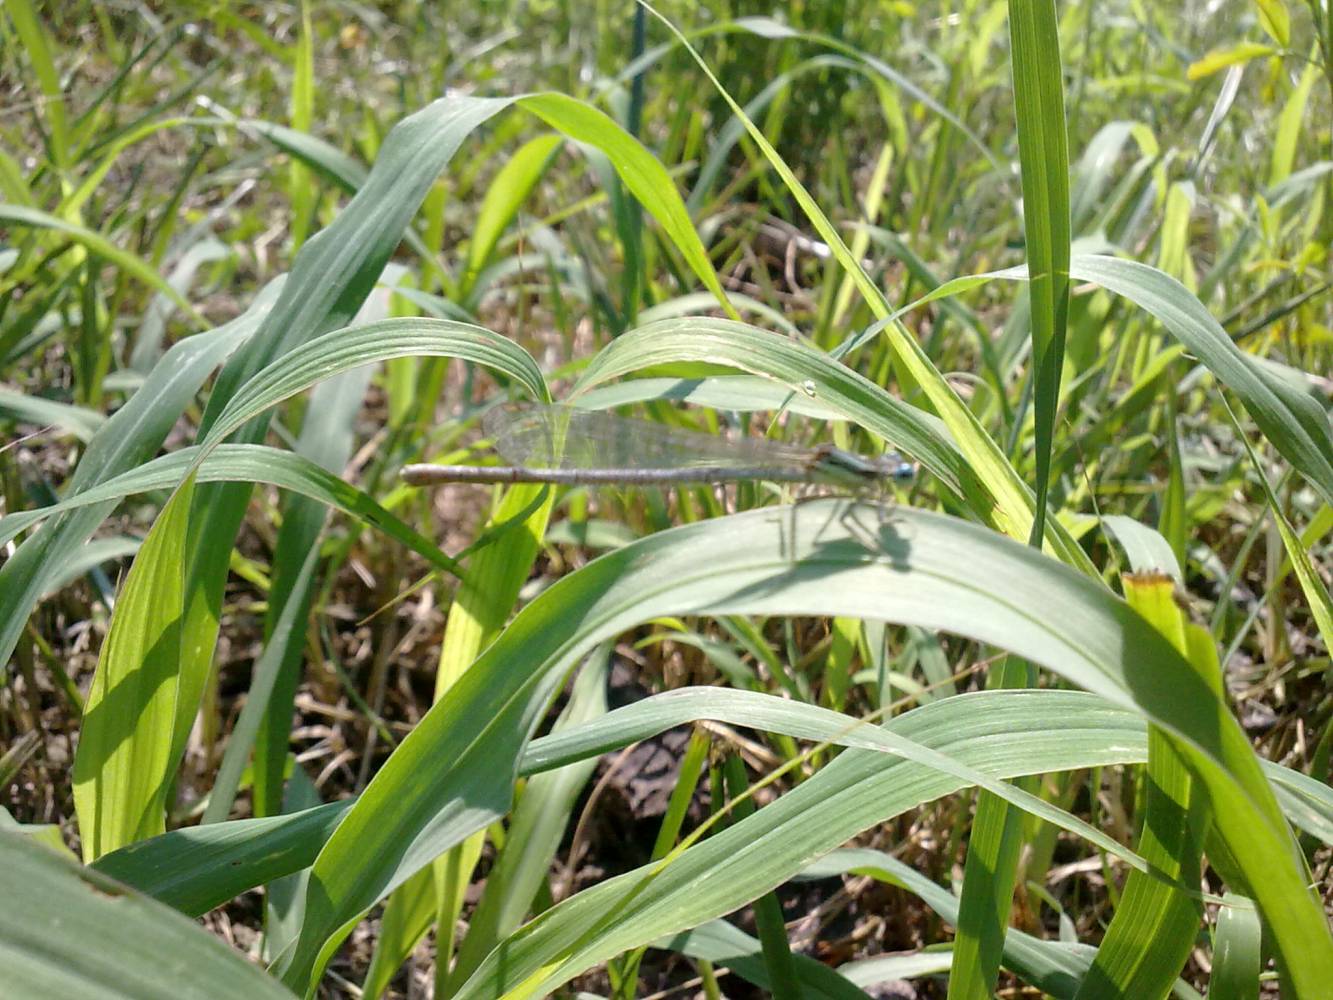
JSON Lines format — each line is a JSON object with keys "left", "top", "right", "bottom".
{"left": 400, "top": 403, "right": 915, "bottom": 493}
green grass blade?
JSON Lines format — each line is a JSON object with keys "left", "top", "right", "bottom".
{"left": 1074, "top": 575, "right": 1208, "bottom": 999}
{"left": 461, "top": 133, "right": 562, "bottom": 294}
{"left": 71, "top": 473, "right": 197, "bottom": 860}
{"left": 287, "top": 0, "right": 316, "bottom": 250}
{"left": 656, "top": 919, "right": 871, "bottom": 999}
{"left": 0, "top": 146, "right": 35, "bottom": 205}
{"left": 1210, "top": 893, "right": 1262, "bottom": 1000}
{"left": 92, "top": 800, "right": 354, "bottom": 918}
{"left": 201, "top": 318, "right": 549, "bottom": 448}
{"left": 0, "top": 831, "right": 295, "bottom": 999}
{"left": 3, "top": 0, "right": 70, "bottom": 170}
{"left": 88, "top": 685, "right": 1332, "bottom": 923}
{"left": 265, "top": 498, "right": 1330, "bottom": 993}
{"left": 0, "top": 281, "right": 275, "bottom": 669}
{"left": 1160, "top": 389, "right": 1189, "bottom": 570}
{"left": 0, "top": 443, "right": 460, "bottom": 576}
{"left": 61, "top": 117, "right": 194, "bottom": 224}
{"left": 1007, "top": 0, "right": 1071, "bottom": 548}
{"left": 1100, "top": 515, "right": 1185, "bottom": 580}
{"left": 0, "top": 204, "right": 198, "bottom": 318}
{"left": 515, "top": 93, "right": 737, "bottom": 319}
{"left": 947, "top": 657, "right": 1032, "bottom": 1000}
{"left": 238, "top": 118, "right": 368, "bottom": 190}
{"left": 447, "top": 653, "right": 609, "bottom": 987}
{"left": 1229, "top": 405, "right": 1333, "bottom": 647}
{"left": 361, "top": 867, "right": 436, "bottom": 999}
{"left": 804, "top": 849, "right": 1183, "bottom": 999}
{"left": 0, "top": 385, "right": 105, "bottom": 441}
{"left": 1070, "top": 254, "right": 1333, "bottom": 507}
{"left": 719, "top": 753, "right": 800, "bottom": 1000}
{"left": 1269, "top": 59, "right": 1318, "bottom": 188}
{"left": 252, "top": 366, "right": 377, "bottom": 819}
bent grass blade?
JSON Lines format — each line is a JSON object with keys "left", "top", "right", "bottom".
{"left": 400, "top": 403, "right": 916, "bottom": 490}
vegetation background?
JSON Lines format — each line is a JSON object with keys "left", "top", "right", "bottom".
{"left": 1, "top": 0, "right": 1330, "bottom": 998}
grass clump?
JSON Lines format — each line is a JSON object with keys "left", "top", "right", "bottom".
{"left": 1, "top": 2, "right": 1330, "bottom": 998}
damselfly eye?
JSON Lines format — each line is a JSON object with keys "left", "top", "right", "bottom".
{"left": 892, "top": 461, "right": 916, "bottom": 483}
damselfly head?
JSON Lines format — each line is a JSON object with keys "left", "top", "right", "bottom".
{"left": 809, "top": 444, "right": 916, "bottom": 487}
{"left": 874, "top": 452, "right": 916, "bottom": 484}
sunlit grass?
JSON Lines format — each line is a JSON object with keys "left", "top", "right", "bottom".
{"left": 1, "top": 1, "right": 1330, "bottom": 998}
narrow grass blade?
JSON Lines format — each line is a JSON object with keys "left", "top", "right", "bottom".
{"left": 1074, "top": 574, "right": 1208, "bottom": 999}
{"left": 620, "top": 15, "right": 995, "bottom": 171}
{"left": 252, "top": 368, "right": 376, "bottom": 818}
{"left": 62, "top": 117, "right": 196, "bottom": 225}
{"left": 429, "top": 481, "right": 555, "bottom": 993}
{"left": 0, "top": 278, "right": 277, "bottom": 669}
{"left": 0, "top": 443, "right": 460, "bottom": 577}
{"left": 287, "top": 0, "right": 316, "bottom": 250}
{"left": 719, "top": 752, "right": 800, "bottom": 1000}
{"left": 447, "top": 652, "right": 609, "bottom": 987}
{"left": 638, "top": 6, "right": 1061, "bottom": 560}
{"left": 1269, "top": 60, "right": 1318, "bottom": 187}
{"left": 1070, "top": 254, "right": 1333, "bottom": 507}
{"left": 268, "top": 499, "right": 1331, "bottom": 994}
{"left": 1160, "top": 391, "right": 1189, "bottom": 570}
{"left": 0, "top": 385, "right": 105, "bottom": 441}
{"left": 1007, "top": 0, "right": 1071, "bottom": 548}
{"left": 947, "top": 657, "right": 1032, "bottom": 1000}
{"left": 71, "top": 473, "right": 196, "bottom": 860}
{"left": 361, "top": 866, "right": 436, "bottom": 1000}
{"left": 656, "top": 919, "right": 871, "bottom": 999}
{"left": 462, "top": 133, "right": 562, "bottom": 294}
{"left": 804, "top": 849, "right": 1196, "bottom": 999}
{"left": 1210, "top": 893, "right": 1262, "bottom": 1000}
{"left": 0, "top": 204, "right": 196, "bottom": 316}
{"left": 3, "top": 0, "right": 70, "bottom": 169}
{"left": 238, "top": 119, "right": 367, "bottom": 191}
{"left": 0, "top": 831, "right": 295, "bottom": 1000}
{"left": 1229, "top": 406, "right": 1333, "bottom": 647}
